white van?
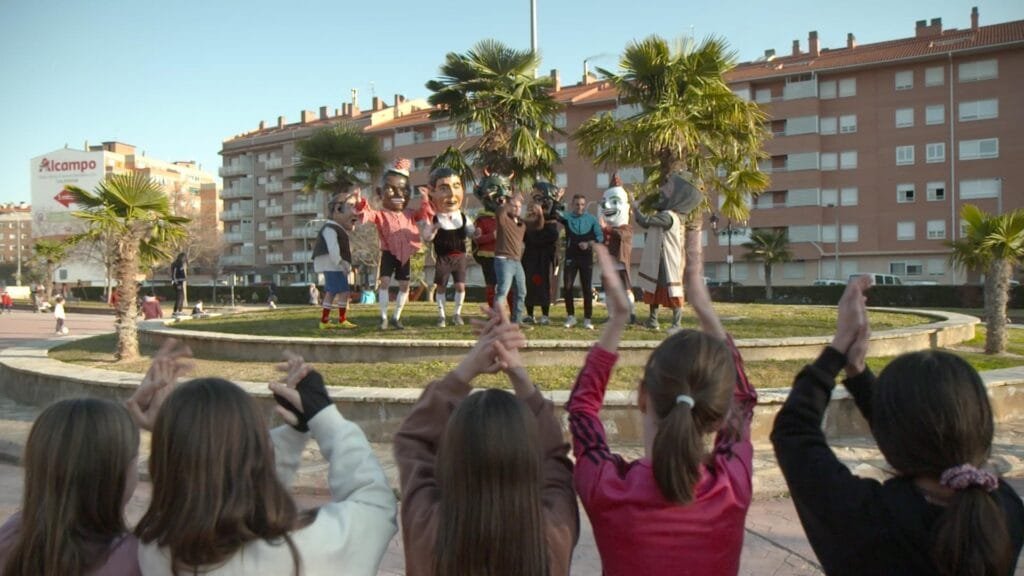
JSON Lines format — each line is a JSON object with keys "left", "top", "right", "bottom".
{"left": 849, "top": 273, "right": 903, "bottom": 286}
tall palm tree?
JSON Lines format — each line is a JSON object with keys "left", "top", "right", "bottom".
{"left": 430, "top": 145, "right": 477, "bottom": 188}
{"left": 574, "top": 35, "right": 769, "bottom": 263}
{"left": 742, "top": 228, "right": 792, "bottom": 301}
{"left": 949, "top": 204, "right": 1024, "bottom": 354}
{"left": 68, "top": 173, "right": 189, "bottom": 361}
{"left": 292, "top": 125, "right": 384, "bottom": 198}
{"left": 426, "top": 39, "right": 563, "bottom": 186}
{"left": 31, "top": 239, "right": 68, "bottom": 302}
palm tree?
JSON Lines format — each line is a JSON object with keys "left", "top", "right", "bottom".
{"left": 574, "top": 35, "right": 769, "bottom": 264}
{"left": 949, "top": 205, "right": 1024, "bottom": 354}
{"left": 292, "top": 126, "right": 384, "bottom": 198}
{"left": 742, "top": 228, "right": 792, "bottom": 301}
{"left": 31, "top": 239, "right": 68, "bottom": 302}
{"left": 426, "top": 39, "right": 563, "bottom": 186}
{"left": 68, "top": 173, "right": 189, "bottom": 361}
{"left": 430, "top": 145, "right": 477, "bottom": 188}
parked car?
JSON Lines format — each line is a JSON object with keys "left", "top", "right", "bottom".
{"left": 848, "top": 273, "right": 903, "bottom": 286}
{"left": 705, "top": 280, "right": 743, "bottom": 287}
{"left": 812, "top": 279, "right": 846, "bottom": 286}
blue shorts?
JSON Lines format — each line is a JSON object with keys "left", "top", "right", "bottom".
{"left": 323, "top": 271, "right": 349, "bottom": 295}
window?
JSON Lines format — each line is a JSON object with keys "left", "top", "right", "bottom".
{"left": 755, "top": 194, "right": 774, "bottom": 209}
{"left": 820, "top": 188, "right": 838, "bottom": 206}
{"left": 838, "top": 78, "right": 857, "bottom": 97}
{"left": 927, "top": 259, "right": 945, "bottom": 276}
{"left": 839, "top": 115, "right": 857, "bottom": 133}
{"left": 555, "top": 173, "right": 567, "bottom": 187}
{"left": 895, "top": 70, "right": 913, "bottom": 90}
{"left": 925, "top": 66, "right": 944, "bottom": 86}
{"left": 788, "top": 225, "right": 820, "bottom": 242}
{"left": 787, "top": 188, "right": 819, "bottom": 207}
{"left": 959, "top": 138, "right": 999, "bottom": 160}
{"left": 897, "top": 221, "right": 916, "bottom": 240}
{"left": 896, "top": 145, "right": 915, "bottom": 166}
{"left": 820, "top": 153, "right": 837, "bottom": 171}
{"left": 926, "top": 142, "right": 946, "bottom": 163}
{"left": 958, "top": 59, "right": 998, "bottom": 82}
{"left": 840, "top": 187, "right": 859, "bottom": 206}
{"left": 786, "top": 115, "right": 818, "bottom": 136}
{"left": 554, "top": 142, "right": 568, "bottom": 158}
{"left": 819, "top": 80, "right": 836, "bottom": 99}
{"left": 927, "top": 182, "right": 946, "bottom": 201}
{"left": 596, "top": 173, "right": 610, "bottom": 188}
{"left": 895, "top": 108, "right": 914, "bottom": 128}
{"left": 819, "top": 116, "right": 837, "bottom": 135}
{"left": 553, "top": 113, "right": 567, "bottom": 128}
{"left": 897, "top": 184, "right": 915, "bottom": 203}
{"left": 755, "top": 88, "right": 772, "bottom": 103}
{"left": 841, "top": 225, "right": 859, "bottom": 243}
{"left": 925, "top": 104, "right": 945, "bottom": 125}
{"left": 890, "top": 262, "right": 906, "bottom": 276}
{"left": 907, "top": 263, "right": 923, "bottom": 276}
{"left": 927, "top": 220, "right": 946, "bottom": 239}
{"left": 959, "top": 99, "right": 998, "bottom": 121}
{"left": 821, "top": 224, "right": 837, "bottom": 243}
{"left": 960, "top": 178, "right": 1001, "bottom": 199}
{"left": 787, "top": 152, "right": 819, "bottom": 171}
{"left": 840, "top": 151, "right": 857, "bottom": 170}
{"left": 783, "top": 262, "right": 806, "bottom": 279}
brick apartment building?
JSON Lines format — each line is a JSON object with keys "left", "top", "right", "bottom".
{"left": 219, "top": 7, "right": 1022, "bottom": 287}
{"left": 0, "top": 204, "right": 31, "bottom": 283}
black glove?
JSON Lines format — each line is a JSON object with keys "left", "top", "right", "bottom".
{"left": 273, "top": 370, "right": 332, "bottom": 432}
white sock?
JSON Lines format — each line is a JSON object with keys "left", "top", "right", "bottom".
{"left": 627, "top": 290, "right": 635, "bottom": 315}
{"left": 395, "top": 290, "right": 409, "bottom": 319}
{"left": 378, "top": 288, "right": 389, "bottom": 318}
{"left": 454, "top": 291, "right": 465, "bottom": 315}
{"left": 436, "top": 292, "right": 446, "bottom": 318}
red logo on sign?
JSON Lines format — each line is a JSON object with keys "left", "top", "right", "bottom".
{"left": 54, "top": 188, "right": 76, "bottom": 208}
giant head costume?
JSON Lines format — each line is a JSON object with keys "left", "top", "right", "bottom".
{"left": 377, "top": 158, "right": 412, "bottom": 211}
{"left": 531, "top": 181, "right": 563, "bottom": 220}
{"left": 657, "top": 172, "right": 702, "bottom": 215}
{"left": 601, "top": 187, "right": 630, "bottom": 228}
{"left": 427, "top": 167, "right": 464, "bottom": 214}
{"left": 328, "top": 191, "right": 360, "bottom": 231}
{"left": 473, "top": 173, "right": 513, "bottom": 213}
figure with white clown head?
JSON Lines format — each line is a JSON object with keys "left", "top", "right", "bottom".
{"left": 632, "top": 172, "right": 702, "bottom": 332}
{"left": 420, "top": 167, "right": 474, "bottom": 327}
{"left": 600, "top": 173, "right": 636, "bottom": 324}
{"left": 355, "top": 158, "right": 433, "bottom": 330}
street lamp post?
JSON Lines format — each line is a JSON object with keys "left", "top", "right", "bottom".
{"left": 709, "top": 214, "right": 736, "bottom": 301}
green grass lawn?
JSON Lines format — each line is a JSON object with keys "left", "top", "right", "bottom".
{"left": 51, "top": 304, "right": 1024, "bottom": 391}
{"left": 168, "top": 302, "right": 927, "bottom": 341}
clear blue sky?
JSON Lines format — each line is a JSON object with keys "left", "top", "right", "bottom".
{"left": 1, "top": 0, "right": 1020, "bottom": 204}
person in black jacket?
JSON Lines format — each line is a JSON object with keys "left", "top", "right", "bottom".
{"left": 771, "top": 276, "right": 1024, "bottom": 576}
{"left": 171, "top": 253, "right": 187, "bottom": 316}
{"left": 522, "top": 182, "right": 562, "bottom": 325}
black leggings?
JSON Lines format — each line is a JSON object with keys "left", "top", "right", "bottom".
{"left": 174, "top": 284, "right": 184, "bottom": 313}
{"left": 563, "top": 257, "right": 593, "bottom": 319}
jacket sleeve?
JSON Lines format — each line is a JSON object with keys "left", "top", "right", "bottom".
{"left": 633, "top": 210, "right": 674, "bottom": 230}
{"left": 770, "top": 347, "right": 885, "bottom": 573}
{"left": 591, "top": 217, "right": 604, "bottom": 243}
{"left": 713, "top": 336, "right": 758, "bottom": 460}
{"left": 565, "top": 345, "right": 624, "bottom": 505}
{"left": 842, "top": 368, "right": 876, "bottom": 422}
{"left": 393, "top": 373, "right": 472, "bottom": 569}
{"left": 356, "top": 197, "right": 380, "bottom": 226}
{"left": 521, "top": 385, "right": 579, "bottom": 550}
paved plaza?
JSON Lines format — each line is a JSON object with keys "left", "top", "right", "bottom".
{"left": 0, "top": 309, "right": 1021, "bottom": 575}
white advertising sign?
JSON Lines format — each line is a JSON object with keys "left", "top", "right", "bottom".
{"left": 30, "top": 149, "right": 106, "bottom": 238}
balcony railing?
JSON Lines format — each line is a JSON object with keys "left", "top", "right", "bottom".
{"left": 292, "top": 202, "right": 320, "bottom": 215}
{"left": 265, "top": 205, "right": 284, "bottom": 217}
{"left": 220, "top": 209, "right": 249, "bottom": 221}
{"left": 224, "top": 231, "right": 253, "bottom": 244}
{"left": 264, "top": 157, "right": 283, "bottom": 170}
{"left": 292, "top": 227, "right": 318, "bottom": 239}
{"left": 222, "top": 180, "right": 254, "bottom": 199}
{"left": 219, "top": 163, "right": 250, "bottom": 177}
{"left": 265, "top": 228, "right": 283, "bottom": 240}
{"left": 291, "top": 250, "right": 313, "bottom": 262}
{"left": 220, "top": 254, "right": 254, "bottom": 266}
{"left": 265, "top": 181, "right": 283, "bottom": 193}
{"left": 265, "top": 252, "right": 284, "bottom": 264}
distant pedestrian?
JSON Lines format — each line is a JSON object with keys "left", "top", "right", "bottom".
{"left": 140, "top": 293, "right": 163, "bottom": 320}
{"left": 267, "top": 283, "right": 278, "bottom": 310}
{"left": 171, "top": 253, "right": 187, "bottom": 316}
{"left": 53, "top": 295, "right": 67, "bottom": 335}
{"left": 1, "top": 290, "right": 12, "bottom": 314}
{"left": 308, "top": 283, "right": 320, "bottom": 306}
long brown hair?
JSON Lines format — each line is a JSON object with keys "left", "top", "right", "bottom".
{"left": 3, "top": 398, "right": 139, "bottom": 576}
{"left": 433, "top": 389, "right": 549, "bottom": 576}
{"left": 135, "top": 378, "right": 311, "bottom": 575}
{"left": 873, "top": 351, "right": 1011, "bottom": 576}
{"left": 642, "top": 330, "right": 736, "bottom": 504}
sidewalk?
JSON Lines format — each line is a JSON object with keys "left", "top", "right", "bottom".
{"left": 0, "top": 310, "right": 1020, "bottom": 574}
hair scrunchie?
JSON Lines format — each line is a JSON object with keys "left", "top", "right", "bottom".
{"left": 939, "top": 464, "right": 999, "bottom": 492}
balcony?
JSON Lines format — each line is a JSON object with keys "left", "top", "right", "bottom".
{"left": 265, "top": 181, "right": 283, "bottom": 193}
{"left": 292, "top": 181, "right": 306, "bottom": 191}
{"left": 292, "top": 201, "right": 320, "bottom": 215}
{"left": 291, "top": 250, "right": 313, "bottom": 262}
{"left": 292, "top": 227, "right": 318, "bottom": 239}
{"left": 264, "top": 157, "right": 283, "bottom": 170}
{"left": 219, "top": 163, "right": 251, "bottom": 177}
{"left": 224, "top": 231, "right": 253, "bottom": 244}
{"left": 265, "top": 252, "right": 284, "bottom": 264}
{"left": 265, "top": 228, "right": 283, "bottom": 240}
{"left": 220, "top": 254, "right": 254, "bottom": 267}
{"left": 222, "top": 179, "right": 254, "bottom": 199}
{"left": 265, "top": 205, "right": 284, "bottom": 217}
{"left": 220, "top": 209, "right": 250, "bottom": 221}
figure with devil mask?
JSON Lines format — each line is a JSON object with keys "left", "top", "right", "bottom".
{"left": 522, "top": 182, "right": 563, "bottom": 325}
{"left": 470, "top": 173, "right": 513, "bottom": 309}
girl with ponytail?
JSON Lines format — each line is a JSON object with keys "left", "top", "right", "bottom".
{"left": 772, "top": 276, "right": 1024, "bottom": 575}
{"left": 566, "top": 245, "right": 757, "bottom": 576}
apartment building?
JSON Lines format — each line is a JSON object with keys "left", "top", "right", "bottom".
{"left": 29, "top": 141, "right": 219, "bottom": 284}
{"left": 0, "top": 204, "right": 32, "bottom": 283}
{"left": 220, "top": 7, "right": 1022, "bottom": 286}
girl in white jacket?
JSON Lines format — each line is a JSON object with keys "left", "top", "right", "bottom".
{"left": 131, "top": 347, "right": 397, "bottom": 575}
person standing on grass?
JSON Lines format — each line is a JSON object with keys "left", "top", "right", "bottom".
{"left": 171, "top": 253, "right": 187, "bottom": 317}
{"left": 53, "top": 295, "right": 67, "bottom": 335}
{"left": 313, "top": 191, "right": 360, "bottom": 330}
{"left": 557, "top": 194, "right": 602, "bottom": 330}
{"left": 566, "top": 244, "right": 757, "bottom": 576}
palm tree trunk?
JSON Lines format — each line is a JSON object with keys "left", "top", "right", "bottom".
{"left": 985, "top": 259, "right": 1011, "bottom": 354}
{"left": 114, "top": 238, "right": 141, "bottom": 361}
{"left": 765, "top": 264, "right": 773, "bottom": 301}
{"left": 44, "top": 266, "right": 54, "bottom": 303}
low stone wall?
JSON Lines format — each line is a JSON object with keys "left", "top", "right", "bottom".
{"left": 138, "top": 308, "right": 980, "bottom": 367}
